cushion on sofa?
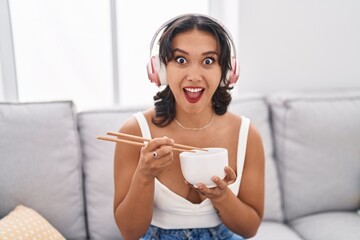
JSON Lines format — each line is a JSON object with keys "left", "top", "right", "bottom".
{"left": 0, "top": 101, "right": 87, "bottom": 240}
{"left": 289, "top": 212, "right": 360, "bottom": 240}
{"left": 269, "top": 89, "right": 360, "bottom": 221}
{"left": 248, "top": 221, "right": 303, "bottom": 240}
{"left": 230, "top": 93, "right": 283, "bottom": 222}
{"left": 0, "top": 205, "right": 65, "bottom": 240}
{"left": 78, "top": 107, "right": 146, "bottom": 240}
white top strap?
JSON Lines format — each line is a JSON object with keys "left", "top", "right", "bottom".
{"left": 237, "top": 116, "right": 250, "bottom": 178}
{"left": 133, "top": 112, "right": 152, "bottom": 140}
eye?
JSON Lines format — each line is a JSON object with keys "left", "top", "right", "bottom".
{"left": 203, "top": 57, "right": 214, "bottom": 65}
{"left": 175, "top": 56, "right": 187, "bottom": 64}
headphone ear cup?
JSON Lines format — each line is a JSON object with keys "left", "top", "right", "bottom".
{"left": 228, "top": 57, "right": 239, "bottom": 85}
{"left": 147, "top": 56, "right": 160, "bottom": 86}
{"left": 221, "top": 57, "right": 239, "bottom": 87}
{"left": 147, "top": 55, "right": 167, "bottom": 86}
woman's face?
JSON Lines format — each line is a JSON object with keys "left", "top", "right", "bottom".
{"left": 166, "top": 29, "right": 222, "bottom": 114}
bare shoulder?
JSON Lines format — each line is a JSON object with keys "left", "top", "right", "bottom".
{"left": 224, "top": 111, "right": 242, "bottom": 121}
{"left": 118, "top": 108, "right": 154, "bottom": 135}
{"left": 226, "top": 112, "right": 264, "bottom": 160}
{"left": 238, "top": 115, "right": 265, "bottom": 219}
{"left": 220, "top": 111, "right": 242, "bottom": 130}
{"left": 243, "top": 118, "right": 265, "bottom": 175}
{"left": 226, "top": 111, "right": 263, "bottom": 146}
{"left": 114, "top": 107, "right": 154, "bottom": 177}
{"left": 247, "top": 121, "right": 264, "bottom": 149}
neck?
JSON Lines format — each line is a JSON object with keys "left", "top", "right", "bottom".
{"left": 174, "top": 111, "right": 215, "bottom": 131}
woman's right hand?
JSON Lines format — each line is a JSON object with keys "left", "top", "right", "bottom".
{"left": 137, "top": 136, "right": 175, "bottom": 179}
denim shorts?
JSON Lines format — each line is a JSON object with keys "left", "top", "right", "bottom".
{"left": 141, "top": 224, "right": 244, "bottom": 240}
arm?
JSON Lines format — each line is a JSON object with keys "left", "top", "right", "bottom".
{"left": 113, "top": 116, "right": 174, "bottom": 240}
{"left": 196, "top": 123, "right": 265, "bottom": 238}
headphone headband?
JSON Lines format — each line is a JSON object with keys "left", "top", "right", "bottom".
{"left": 149, "top": 13, "right": 237, "bottom": 58}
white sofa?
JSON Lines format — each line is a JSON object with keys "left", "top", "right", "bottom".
{"left": 1, "top": 89, "right": 359, "bottom": 240}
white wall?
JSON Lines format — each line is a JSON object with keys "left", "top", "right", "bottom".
{"left": 2, "top": 1, "right": 360, "bottom": 107}
{"left": 0, "top": 0, "right": 18, "bottom": 101}
{"left": 0, "top": 57, "right": 4, "bottom": 100}
{"left": 0, "top": 0, "right": 5, "bottom": 101}
{"left": 8, "top": 0, "right": 113, "bottom": 110}
{"left": 236, "top": 0, "right": 360, "bottom": 94}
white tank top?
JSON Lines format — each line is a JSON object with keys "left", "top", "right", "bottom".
{"left": 134, "top": 112, "right": 250, "bottom": 229}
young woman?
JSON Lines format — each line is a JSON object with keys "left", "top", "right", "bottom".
{"left": 113, "top": 14, "right": 264, "bottom": 240}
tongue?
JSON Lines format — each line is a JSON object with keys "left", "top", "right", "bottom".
{"left": 184, "top": 90, "right": 203, "bottom": 103}
{"left": 186, "top": 91, "right": 201, "bottom": 99}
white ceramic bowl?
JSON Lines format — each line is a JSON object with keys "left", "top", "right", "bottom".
{"left": 179, "top": 147, "right": 228, "bottom": 188}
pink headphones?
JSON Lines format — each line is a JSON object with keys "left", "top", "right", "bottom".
{"left": 147, "top": 14, "right": 239, "bottom": 87}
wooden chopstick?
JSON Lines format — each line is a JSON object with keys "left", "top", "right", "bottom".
{"left": 97, "top": 135, "right": 196, "bottom": 153}
{"left": 107, "top": 132, "right": 207, "bottom": 152}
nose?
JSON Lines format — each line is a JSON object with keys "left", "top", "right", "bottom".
{"left": 186, "top": 64, "right": 203, "bottom": 82}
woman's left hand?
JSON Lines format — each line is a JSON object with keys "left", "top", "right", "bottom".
{"left": 193, "top": 166, "right": 237, "bottom": 201}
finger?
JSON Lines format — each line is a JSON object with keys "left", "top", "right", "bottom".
{"left": 151, "top": 150, "right": 159, "bottom": 159}
{"left": 224, "top": 166, "right": 237, "bottom": 183}
{"left": 196, "top": 184, "right": 209, "bottom": 194}
{"left": 211, "top": 176, "right": 228, "bottom": 190}
{"left": 146, "top": 137, "right": 174, "bottom": 151}
{"left": 158, "top": 154, "right": 174, "bottom": 168}
{"left": 151, "top": 145, "right": 173, "bottom": 160}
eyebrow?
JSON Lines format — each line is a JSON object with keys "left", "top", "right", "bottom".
{"left": 173, "top": 48, "right": 218, "bottom": 56}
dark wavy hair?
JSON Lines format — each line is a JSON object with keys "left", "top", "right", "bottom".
{"left": 152, "top": 14, "right": 234, "bottom": 127}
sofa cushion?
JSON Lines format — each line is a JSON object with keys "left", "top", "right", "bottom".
{"left": 230, "top": 93, "right": 283, "bottom": 222}
{"left": 78, "top": 107, "right": 146, "bottom": 240}
{"left": 269, "top": 89, "right": 360, "bottom": 221}
{"left": 0, "top": 101, "right": 86, "bottom": 239}
{"left": 249, "top": 221, "right": 303, "bottom": 240}
{"left": 289, "top": 211, "right": 360, "bottom": 240}
{"left": 0, "top": 205, "right": 65, "bottom": 240}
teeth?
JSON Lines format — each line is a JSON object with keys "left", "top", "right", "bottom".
{"left": 185, "top": 88, "right": 203, "bottom": 93}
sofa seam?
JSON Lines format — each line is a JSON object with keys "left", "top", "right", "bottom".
{"left": 70, "top": 101, "right": 90, "bottom": 239}
{"left": 275, "top": 99, "right": 290, "bottom": 223}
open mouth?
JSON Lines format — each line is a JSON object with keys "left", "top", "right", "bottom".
{"left": 183, "top": 87, "right": 204, "bottom": 103}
